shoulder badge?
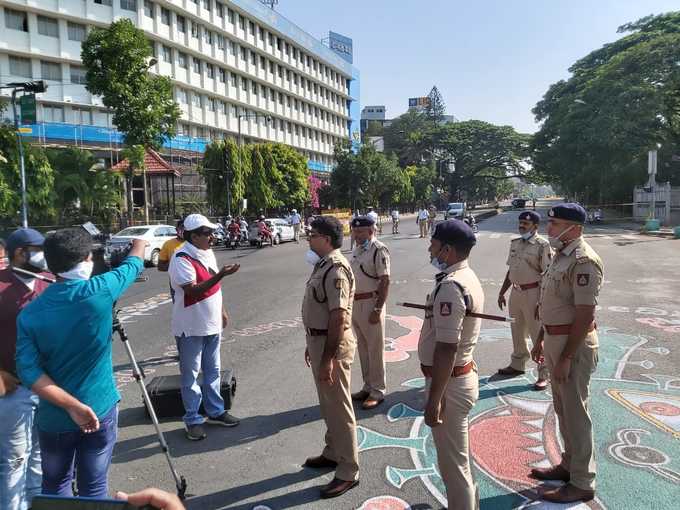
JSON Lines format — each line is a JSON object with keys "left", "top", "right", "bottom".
{"left": 577, "top": 273, "right": 590, "bottom": 286}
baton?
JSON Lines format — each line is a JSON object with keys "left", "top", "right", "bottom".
{"left": 11, "top": 266, "right": 56, "bottom": 283}
{"left": 397, "top": 302, "right": 515, "bottom": 323}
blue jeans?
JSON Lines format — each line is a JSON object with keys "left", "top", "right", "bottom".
{"left": 39, "top": 405, "right": 118, "bottom": 498}
{"left": 175, "top": 334, "right": 225, "bottom": 425}
{"left": 0, "top": 385, "right": 41, "bottom": 510}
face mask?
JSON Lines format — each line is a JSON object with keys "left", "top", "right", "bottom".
{"left": 549, "top": 225, "right": 575, "bottom": 250}
{"left": 520, "top": 231, "right": 535, "bottom": 241}
{"left": 27, "top": 250, "right": 48, "bottom": 271}
{"left": 361, "top": 239, "right": 371, "bottom": 251}
{"left": 305, "top": 249, "right": 321, "bottom": 266}
{"left": 58, "top": 260, "right": 94, "bottom": 280}
{"left": 430, "top": 246, "right": 449, "bottom": 272}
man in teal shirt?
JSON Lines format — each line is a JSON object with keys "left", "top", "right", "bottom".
{"left": 16, "top": 228, "right": 145, "bottom": 498}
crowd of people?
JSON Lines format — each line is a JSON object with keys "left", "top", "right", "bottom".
{"left": 0, "top": 201, "right": 603, "bottom": 509}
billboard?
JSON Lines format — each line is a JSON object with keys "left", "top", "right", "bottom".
{"left": 408, "top": 96, "right": 430, "bottom": 109}
{"left": 328, "top": 31, "right": 353, "bottom": 64}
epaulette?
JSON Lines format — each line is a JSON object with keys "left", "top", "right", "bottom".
{"left": 535, "top": 235, "right": 550, "bottom": 245}
{"left": 574, "top": 247, "right": 591, "bottom": 264}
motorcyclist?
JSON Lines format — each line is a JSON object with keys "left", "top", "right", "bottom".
{"left": 237, "top": 216, "right": 249, "bottom": 241}
{"left": 227, "top": 219, "right": 241, "bottom": 243}
{"left": 257, "top": 216, "right": 275, "bottom": 246}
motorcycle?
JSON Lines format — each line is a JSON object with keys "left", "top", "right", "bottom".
{"left": 463, "top": 214, "right": 479, "bottom": 233}
{"left": 227, "top": 231, "right": 241, "bottom": 250}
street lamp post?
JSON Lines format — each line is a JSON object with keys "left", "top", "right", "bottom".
{"left": 1, "top": 81, "right": 48, "bottom": 227}
{"left": 236, "top": 111, "right": 271, "bottom": 216}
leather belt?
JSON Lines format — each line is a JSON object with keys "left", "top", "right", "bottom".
{"left": 544, "top": 322, "right": 596, "bottom": 335}
{"left": 354, "top": 291, "right": 378, "bottom": 301}
{"left": 420, "top": 361, "right": 475, "bottom": 378}
{"left": 306, "top": 328, "right": 328, "bottom": 336}
{"left": 513, "top": 281, "right": 539, "bottom": 290}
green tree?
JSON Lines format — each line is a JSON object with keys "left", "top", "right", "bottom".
{"left": 408, "top": 164, "right": 436, "bottom": 206}
{"left": 383, "top": 110, "right": 435, "bottom": 166}
{"left": 270, "top": 143, "right": 310, "bottom": 209}
{"left": 425, "top": 85, "right": 446, "bottom": 123}
{"left": 81, "top": 18, "right": 180, "bottom": 222}
{"left": 532, "top": 12, "right": 680, "bottom": 204}
{"left": 0, "top": 124, "right": 55, "bottom": 225}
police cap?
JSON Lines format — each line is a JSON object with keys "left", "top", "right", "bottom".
{"left": 432, "top": 219, "right": 477, "bottom": 247}
{"left": 351, "top": 216, "right": 375, "bottom": 228}
{"left": 547, "top": 203, "right": 586, "bottom": 224}
{"left": 518, "top": 211, "right": 541, "bottom": 224}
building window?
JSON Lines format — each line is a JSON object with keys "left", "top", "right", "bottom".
{"left": 277, "top": 38, "right": 282, "bottom": 51}
{"left": 203, "top": 0, "right": 211, "bottom": 10}
{"left": 238, "top": 15, "right": 245, "bottom": 31}
{"left": 9, "top": 56, "right": 32, "bottom": 78}
{"left": 216, "top": 2, "right": 224, "bottom": 18}
{"left": 219, "top": 101, "right": 226, "bottom": 114}
{"left": 192, "top": 93, "right": 201, "bottom": 108}
{"left": 178, "top": 52, "right": 187, "bottom": 68}
{"left": 285, "top": 43, "right": 290, "bottom": 55}
{"left": 162, "top": 45, "right": 172, "bottom": 63}
{"left": 252, "top": 82, "right": 257, "bottom": 95}
{"left": 229, "top": 41, "right": 236, "bottom": 55}
{"left": 94, "top": 0, "right": 113, "bottom": 5}
{"left": 70, "top": 66, "right": 87, "bottom": 84}
{"left": 177, "top": 88, "right": 187, "bottom": 103}
{"left": 217, "top": 34, "right": 225, "bottom": 50}
{"left": 176, "top": 15, "right": 186, "bottom": 33}
{"left": 241, "top": 78, "right": 248, "bottom": 92}
{"left": 250, "top": 52, "right": 256, "bottom": 66}
{"left": 192, "top": 57, "right": 201, "bottom": 74}
{"left": 160, "top": 7, "right": 170, "bottom": 25}
{"left": 269, "top": 61, "right": 274, "bottom": 74}
{"left": 37, "top": 15, "right": 59, "bottom": 38}
{"left": 249, "top": 21, "right": 255, "bottom": 35}
{"left": 259, "top": 27, "right": 265, "bottom": 41}
{"left": 5, "top": 9, "right": 28, "bottom": 32}
{"left": 73, "top": 107, "right": 92, "bottom": 125}
{"left": 67, "top": 22, "right": 87, "bottom": 41}
{"left": 204, "top": 30, "right": 213, "bottom": 46}
{"left": 43, "top": 105, "right": 64, "bottom": 123}
{"left": 206, "top": 63, "right": 215, "bottom": 79}
{"left": 228, "top": 8, "right": 235, "bottom": 24}
{"left": 207, "top": 98, "right": 215, "bottom": 111}
{"left": 191, "top": 22, "right": 199, "bottom": 38}
{"left": 218, "top": 68, "right": 226, "bottom": 83}
{"left": 41, "top": 61, "right": 62, "bottom": 81}
{"left": 120, "top": 0, "right": 137, "bottom": 11}
{"left": 260, "top": 56, "right": 265, "bottom": 69}
{"left": 241, "top": 47, "right": 247, "bottom": 61}
{"left": 143, "top": 0, "right": 153, "bottom": 17}
{"left": 268, "top": 33, "right": 274, "bottom": 46}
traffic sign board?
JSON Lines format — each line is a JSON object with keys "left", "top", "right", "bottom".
{"left": 19, "top": 93, "right": 37, "bottom": 124}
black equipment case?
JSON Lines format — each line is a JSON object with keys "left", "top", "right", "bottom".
{"left": 144, "top": 368, "right": 236, "bottom": 419}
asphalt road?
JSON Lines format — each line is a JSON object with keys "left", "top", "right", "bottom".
{"left": 109, "top": 201, "right": 680, "bottom": 510}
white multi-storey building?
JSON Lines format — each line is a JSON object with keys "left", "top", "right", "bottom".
{"left": 0, "top": 0, "right": 361, "bottom": 172}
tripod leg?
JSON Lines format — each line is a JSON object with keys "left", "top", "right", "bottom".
{"left": 115, "top": 324, "right": 188, "bottom": 499}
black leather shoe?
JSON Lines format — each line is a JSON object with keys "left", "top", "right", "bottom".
{"left": 530, "top": 464, "right": 570, "bottom": 482}
{"left": 303, "top": 455, "right": 337, "bottom": 469}
{"left": 497, "top": 366, "right": 526, "bottom": 376}
{"left": 320, "top": 477, "right": 359, "bottom": 499}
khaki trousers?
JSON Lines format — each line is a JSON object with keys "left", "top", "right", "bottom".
{"left": 419, "top": 220, "right": 429, "bottom": 237}
{"left": 293, "top": 223, "right": 301, "bottom": 242}
{"left": 306, "top": 334, "right": 359, "bottom": 481}
{"left": 427, "top": 373, "right": 480, "bottom": 510}
{"left": 543, "top": 331, "right": 598, "bottom": 491}
{"left": 509, "top": 287, "right": 548, "bottom": 380}
{"left": 352, "top": 300, "right": 386, "bottom": 399}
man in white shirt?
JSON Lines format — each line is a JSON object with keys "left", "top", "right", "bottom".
{"left": 289, "top": 209, "right": 302, "bottom": 243}
{"left": 418, "top": 208, "right": 430, "bottom": 238}
{"left": 169, "top": 214, "right": 240, "bottom": 440}
{"left": 390, "top": 210, "right": 400, "bottom": 234}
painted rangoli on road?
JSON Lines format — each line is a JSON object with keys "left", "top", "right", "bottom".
{"left": 358, "top": 316, "right": 680, "bottom": 509}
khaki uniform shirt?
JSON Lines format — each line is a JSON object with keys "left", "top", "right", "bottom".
{"left": 350, "top": 239, "right": 390, "bottom": 293}
{"left": 302, "top": 249, "right": 356, "bottom": 361}
{"left": 506, "top": 233, "right": 552, "bottom": 285}
{"left": 539, "top": 236, "right": 603, "bottom": 333}
{"left": 418, "top": 260, "right": 485, "bottom": 367}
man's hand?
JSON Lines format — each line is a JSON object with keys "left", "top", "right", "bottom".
{"left": 67, "top": 402, "right": 99, "bottom": 433}
{"left": 129, "top": 238, "right": 150, "bottom": 260}
{"left": 424, "top": 397, "right": 444, "bottom": 428}
{"left": 0, "top": 370, "right": 20, "bottom": 397}
{"left": 318, "top": 359, "right": 335, "bottom": 386}
{"left": 304, "top": 347, "right": 311, "bottom": 367}
{"left": 531, "top": 340, "right": 544, "bottom": 364}
{"left": 497, "top": 293, "right": 507, "bottom": 310}
{"left": 222, "top": 310, "right": 229, "bottom": 329}
{"left": 369, "top": 310, "right": 381, "bottom": 324}
{"left": 219, "top": 264, "right": 240, "bottom": 277}
{"left": 553, "top": 357, "right": 572, "bottom": 383}
{"left": 116, "top": 488, "right": 185, "bottom": 510}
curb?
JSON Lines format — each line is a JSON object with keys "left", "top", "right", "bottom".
{"left": 472, "top": 209, "right": 500, "bottom": 222}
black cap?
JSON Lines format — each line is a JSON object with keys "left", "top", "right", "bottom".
{"left": 432, "top": 220, "right": 477, "bottom": 247}
{"left": 548, "top": 203, "right": 586, "bottom": 224}
{"left": 6, "top": 228, "right": 45, "bottom": 257}
{"left": 351, "top": 216, "right": 375, "bottom": 228}
{"left": 518, "top": 211, "right": 541, "bottom": 224}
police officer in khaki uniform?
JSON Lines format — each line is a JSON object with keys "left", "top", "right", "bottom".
{"left": 301, "top": 216, "right": 360, "bottom": 499}
{"left": 418, "top": 220, "right": 483, "bottom": 510}
{"left": 529, "top": 203, "right": 603, "bottom": 504}
{"left": 349, "top": 216, "right": 390, "bottom": 409}
{"left": 497, "top": 211, "right": 552, "bottom": 390}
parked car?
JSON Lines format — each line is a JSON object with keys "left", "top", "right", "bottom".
{"left": 107, "top": 224, "right": 176, "bottom": 266}
{"left": 248, "top": 218, "right": 295, "bottom": 246}
{"left": 511, "top": 198, "right": 527, "bottom": 209}
{"left": 444, "top": 202, "right": 466, "bottom": 220}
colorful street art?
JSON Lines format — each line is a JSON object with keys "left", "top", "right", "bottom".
{"left": 359, "top": 317, "right": 680, "bottom": 509}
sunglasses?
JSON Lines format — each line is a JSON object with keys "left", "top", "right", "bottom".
{"left": 195, "top": 229, "right": 214, "bottom": 237}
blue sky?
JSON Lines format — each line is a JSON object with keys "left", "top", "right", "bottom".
{"left": 277, "top": 0, "right": 679, "bottom": 134}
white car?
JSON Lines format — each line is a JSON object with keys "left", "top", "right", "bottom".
{"left": 108, "top": 224, "right": 176, "bottom": 266}
{"left": 248, "top": 218, "right": 295, "bottom": 246}
{"left": 445, "top": 202, "right": 466, "bottom": 220}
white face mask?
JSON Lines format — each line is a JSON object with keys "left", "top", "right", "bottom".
{"left": 28, "top": 251, "right": 48, "bottom": 271}
{"left": 520, "top": 231, "right": 535, "bottom": 241}
{"left": 430, "top": 246, "right": 449, "bottom": 272}
{"left": 305, "top": 249, "right": 321, "bottom": 266}
{"left": 549, "top": 225, "right": 575, "bottom": 250}
{"left": 58, "top": 260, "right": 94, "bottom": 280}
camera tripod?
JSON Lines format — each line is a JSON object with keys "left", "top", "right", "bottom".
{"left": 113, "top": 308, "right": 188, "bottom": 499}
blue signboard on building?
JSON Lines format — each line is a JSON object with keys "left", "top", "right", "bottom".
{"left": 328, "top": 31, "right": 353, "bottom": 64}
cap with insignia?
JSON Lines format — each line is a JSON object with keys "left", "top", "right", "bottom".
{"left": 351, "top": 216, "right": 375, "bottom": 228}
{"left": 547, "top": 203, "right": 587, "bottom": 224}
{"left": 518, "top": 211, "right": 541, "bottom": 224}
{"left": 432, "top": 219, "right": 477, "bottom": 246}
